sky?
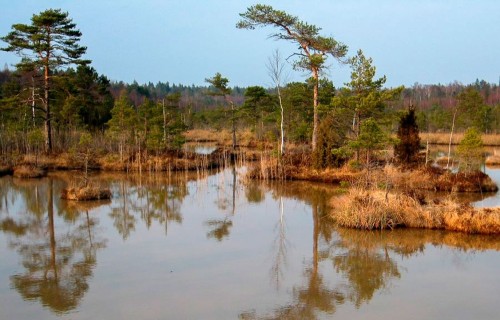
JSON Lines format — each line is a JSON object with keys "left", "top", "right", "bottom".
{"left": 1, "top": 0, "right": 499, "bottom": 88}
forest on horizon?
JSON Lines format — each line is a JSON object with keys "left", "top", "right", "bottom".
{"left": 1, "top": 7, "right": 499, "bottom": 168}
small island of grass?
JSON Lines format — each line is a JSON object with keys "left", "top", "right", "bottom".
{"left": 61, "top": 185, "right": 111, "bottom": 201}
{"left": 330, "top": 188, "right": 500, "bottom": 234}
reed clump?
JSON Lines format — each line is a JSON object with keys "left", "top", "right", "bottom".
{"left": 248, "top": 150, "right": 363, "bottom": 183}
{"left": 330, "top": 188, "right": 500, "bottom": 234}
{"left": 61, "top": 182, "right": 111, "bottom": 201}
{"left": 12, "top": 165, "right": 47, "bottom": 178}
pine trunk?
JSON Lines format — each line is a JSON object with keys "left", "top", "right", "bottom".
{"left": 312, "top": 69, "right": 319, "bottom": 151}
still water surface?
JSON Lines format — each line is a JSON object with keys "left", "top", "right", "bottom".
{"left": 0, "top": 168, "right": 499, "bottom": 319}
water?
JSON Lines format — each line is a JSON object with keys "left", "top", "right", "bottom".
{"left": 0, "top": 168, "right": 499, "bottom": 320}
{"left": 183, "top": 142, "right": 218, "bottom": 155}
{"left": 474, "top": 167, "right": 500, "bottom": 207}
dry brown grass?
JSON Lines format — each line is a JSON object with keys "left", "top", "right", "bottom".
{"left": 380, "top": 165, "right": 498, "bottom": 192}
{"left": 331, "top": 188, "right": 413, "bottom": 230}
{"left": 330, "top": 188, "right": 500, "bottom": 234}
{"left": 247, "top": 150, "right": 364, "bottom": 183}
{"left": 250, "top": 155, "right": 498, "bottom": 193}
{"left": 61, "top": 185, "right": 111, "bottom": 201}
{"left": 184, "top": 129, "right": 231, "bottom": 143}
{"left": 98, "top": 150, "right": 226, "bottom": 172}
{"left": 184, "top": 128, "right": 262, "bottom": 148}
{"left": 420, "top": 132, "right": 500, "bottom": 146}
{"left": 19, "top": 153, "right": 95, "bottom": 170}
{"left": 12, "top": 165, "right": 47, "bottom": 178}
{"left": 9, "top": 149, "right": 230, "bottom": 173}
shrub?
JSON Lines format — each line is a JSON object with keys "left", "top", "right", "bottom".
{"left": 456, "top": 127, "right": 484, "bottom": 172}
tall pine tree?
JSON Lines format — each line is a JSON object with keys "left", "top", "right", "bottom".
{"left": 1, "top": 9, "right": 89, "bottom": 152}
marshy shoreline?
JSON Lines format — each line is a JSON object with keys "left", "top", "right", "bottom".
{"left": 1, "top": 132, "right": 499, "bottom": 234}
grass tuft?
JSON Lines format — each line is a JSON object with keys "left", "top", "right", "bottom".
{"left": 12, "top": 165, "right": 46, "bottom": 178}
{"left": 330, "top": 188, "right": 500, "bottom": 234}
{"left": 61, "top": 182, "right": 111, "bottom": 201}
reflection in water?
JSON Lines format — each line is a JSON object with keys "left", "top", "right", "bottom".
{"left": 270, "top": 196, "right": 288, "bottom": 290}
{"left": 109, "top": 180, "right": 137, "bottom": 239}
{"left": 205, "top": 218, "right": 233, "bottom": 241}
{"left": 205, "top": 166, "right": 239, "bottom": 241}
{"left": 330, "top": 232, "right": 401, "bottom": 308}
{"left": 0, "top": 169, "right": 498, "bottom": 319}
{"left": 108, "top": 173, "right": 190, "bottom": 239}
{"left": 2, "top": 177, "right": 106, "bottom": 314}
{"left": 240, "top": 180, "right": 499, "bottom": 320}
{"left": 137, "top": 184, "right": 185, "bottom": 234}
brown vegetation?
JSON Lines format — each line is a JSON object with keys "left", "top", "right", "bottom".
{"left": 98, "top": 150, "right": 228, "bottom": 172}
{"left": 61, "top": 185, "right": 112, "bottom": 201}
{"left": 420, "top": 132, "right": 500, "bottom": 146}
{"left": 247, "top": 150, "right": 363, "bottom": 183}
{"left": 380, "top": 165, "right": 498, "bottom": 192}
{"left": 249, "top": 152, "right": 498, "bottom": 193}
{"left": 18, "top": 153, "right": 96, "bottom": 171}
{"left": 184, "top": 128, "right": 267, "bottom": 148}
{"left": 184, "top": 129, "right": 231, "bottom": 143}
{"left": 12, "top": 165, "right": 47, "bottom": 178}
{"left": 5, "top": 149, "right": 229, "bottom": 173}
{"left": 330, "top": 188, "right": 500, "bottom": 234}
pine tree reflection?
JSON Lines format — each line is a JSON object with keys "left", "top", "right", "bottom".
{"left": 108, "top": 173, "right": 188, "bottom": 238}
{"left": 109, "top": 180, "right": 136, "bottom": 240}
{"left": 329, "top": 230, "right": 401, "bottom": 308}
{"left": 205, "top": 167, "right": 238, "bottom": 241}
{"left": 3, "top": 178, "right": 106, "bottom": 314}
{"left": 245, "top": 181, "right": 265, "bottom": 203}
{"left": 205, "top": 218, "right": 233, "bottom": 241}
{"left": 240, "top": 181, "right": 401, "bottom": 319}
{"left": 135, "top": 183, "right": 186, "bottom": 235}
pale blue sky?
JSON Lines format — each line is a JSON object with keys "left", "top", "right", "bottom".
{"left": 1, "top": 0, "right": 499, "bottom": 88}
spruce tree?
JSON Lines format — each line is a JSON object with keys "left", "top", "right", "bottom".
{"left": 394, "top": 108, "right": 421, "bottom": 167}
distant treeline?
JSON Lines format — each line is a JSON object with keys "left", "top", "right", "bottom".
{"left": 403, "top": 80, "right": 500, "bottom": 133}
{"left": 0, "top": 64, "right": 499, "bottom": 161}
